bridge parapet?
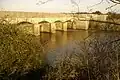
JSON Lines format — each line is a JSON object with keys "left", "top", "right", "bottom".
{"left": 0, "top": 17, "right": 74, "bottom": 24}
{"left": 73, "top": 14, "right": 108, "bottom": 21}
{"left": 0, "top": 14, "right": 108, "bottom": 24}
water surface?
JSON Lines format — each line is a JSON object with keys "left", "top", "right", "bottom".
{"left": 39, "top": 29, "right": 120, "bottom": 65}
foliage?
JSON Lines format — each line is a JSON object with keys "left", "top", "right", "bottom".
{"left": 92, "top": 11, "right": 102, "bottom": 15}
{"left": 107, "top": 12, "right": 120, "bottom": 20}
{"left": 0, "top": 23, "right": 44, "bottom": 79}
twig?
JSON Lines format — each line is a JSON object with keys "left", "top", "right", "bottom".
{"left": 106, "top": 3, "right": 118, "bottom": 10}
{"left": 87, "top": 0, "right": 104, "bottom": 8}
{"left": 36, "top": 0, "right": 53, "bottom": 5}
{"left": 109, "top": 0, "right": 120, "bottom": 4}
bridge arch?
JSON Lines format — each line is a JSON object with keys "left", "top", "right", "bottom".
{"left": 17, "top": 21, "right": 34, "bottom": 34}
{"left": 54, "top": 20, "right": 63, "bottom": 31}
{"left": 54, "top": 20, "right": 63, "bottom": 23}
{"left": 38, "top": 21, "right": 50, "bottom": 24}
{"left": 17, "top": 21, "right": 33, "bottom": 25}
{"left": 38, "top": 20, "right": 51, "bottom": 33}
{"left": 65, "top": 20, "right": 73, "bottom": 29}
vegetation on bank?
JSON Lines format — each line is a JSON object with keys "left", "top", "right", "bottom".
{"left": 107, "top": 12, "right": 120, "bottom": 20}
{"left": 0, "top": 22, "right": 45, "bottom": 79}
{"left": 89, "top": 21, "right": 120, "bottom": 31}
{"left": 89, "top": 12, "right": 120, "bottom": 31}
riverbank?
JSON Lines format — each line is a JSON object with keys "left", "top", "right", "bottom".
{"left": 0, "top": 23, "right": 46, "bottom": 79}
{"left": 0, "top": 22, "right": 120, "bottom": 80}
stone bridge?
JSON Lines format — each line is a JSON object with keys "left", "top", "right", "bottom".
{"left": 0, "top": 11, "right": 108, "bottom": 35}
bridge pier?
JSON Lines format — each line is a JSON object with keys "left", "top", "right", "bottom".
{"left": 39, "top": 22, "right": 51, "bottom": 33}
{"left": 72, "top": 21, "right": 77, "bottom": 29}
{"left": 34, "top": 24, "right": 40, "bottom": 36}
{"left": 39, "top": 23, "right": 56, "bottom": 33}
{"left": 55, "top": 21, "right": 68, "bottom": 31}
{"left": 85, "top": 20, "right": 89, "bottom": 30}
{"left": 63, "top": 22, "right": 67, "bottom": 31}
{"left": 66, "top": 21, "right": 73, "bottom": 29}
{"left": 40, "top": 24, "right": 43, "bottom": 32}
{"left": 51, "top": 23, "right": 56, "bottom": 33}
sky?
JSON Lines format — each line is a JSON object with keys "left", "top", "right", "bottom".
{"left": 0, "top": 0, "right": 120, "bottom": 13}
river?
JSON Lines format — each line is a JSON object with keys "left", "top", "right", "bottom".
{"left": 38, "top": 29, "right": 120, "bottom": 66}
{"left": 40, "top": 30, "right": 89, "bottom": 49}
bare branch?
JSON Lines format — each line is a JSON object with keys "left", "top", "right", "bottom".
{"left": 71, "top": 0, "right": 79, "bottom": 12}
{"left": 36, "top": 0, "right": 53, "bottom": 5}
{"left": 106, "top": 3, "right": 118, "bottom": 10}
{"left": 88, "top": 0, "right": 104, "bottom": 8}
{"left": 109, "top": 0, "right": 120, "bottom": 4}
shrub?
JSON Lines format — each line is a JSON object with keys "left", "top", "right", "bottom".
{"left": 0, "top": 23, "right": 44, "bottom": 79}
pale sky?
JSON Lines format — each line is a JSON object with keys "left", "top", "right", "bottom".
{"left": 0, "top": 0, "right": 120, "bottom": 13}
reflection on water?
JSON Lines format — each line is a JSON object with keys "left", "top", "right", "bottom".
{"left": 40, "top": 29, "right": 89, "bottom": 49}
{"left": 39, "top": 30, "right": 120, "bottom": 66}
